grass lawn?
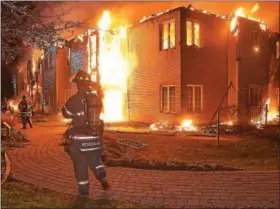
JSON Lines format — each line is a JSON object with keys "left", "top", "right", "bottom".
{"left": 1, "top": 180, "right": 161, "bottom": 208}
{"left": 104, "top": 132, "right": 279, "bottom": 171}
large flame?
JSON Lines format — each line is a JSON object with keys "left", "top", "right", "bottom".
{"left": 265, "top": 98, "right": 279, "bottom": 122}
{"left": 230, "top": 4, "right": 267, "bottom": 37}
{"left": 180, "top": 119, "right": 197, "bottom": 131}
{"left": 9, "top": 101, "right": 18, "bottom": 112}
{"left": 251, "top": 98, "right": 279, "bottom": 126}
{"left": 88, "top": 11, "right": 130, "bottom": 122}
{"left": 250, "top": 3, "right": 259, "bottom": 14}
{"left": 98, "top": 11, "right": 111, "bottom": 30}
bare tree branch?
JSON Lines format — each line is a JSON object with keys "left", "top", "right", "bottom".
{"left": 1, "top": 1, "right": 87, "bottom": 63}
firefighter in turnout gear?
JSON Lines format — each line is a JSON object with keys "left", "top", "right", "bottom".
{"left": 18, "top": 95, "right": 33, "bottom": 129}
{"left": 62, "top": 70, "right": 109, "bottom": 197}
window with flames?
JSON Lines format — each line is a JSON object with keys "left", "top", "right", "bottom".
{"left": 186, "top": 20, "right": 201, "bottom": 47}
{"left": 160, "top": 21, "right": 176, "bottom": 50}
{"left": 161, "top": 86, "right": 176, "bottom": 113}
{"left": 186, "top": 85, "right": 203, "bottom": 112}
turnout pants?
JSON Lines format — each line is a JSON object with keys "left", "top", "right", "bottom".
{"left": 21, "top": 114, "right": 32, "bottom": 128}
{"left": 21, "top": 115, "right": 27, "bottom": 128}
{"left": 70, "top": 149, "right": 106, "bottom": 195}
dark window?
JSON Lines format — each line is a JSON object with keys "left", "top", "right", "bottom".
{"left": 249, "top": 85, "right": 262, "bottom": 106}
{"left": 186, "top": 85, "right": 203, "bottom": 112}
{"left": 161, "top": 86, "right": 176, "bottom": 113}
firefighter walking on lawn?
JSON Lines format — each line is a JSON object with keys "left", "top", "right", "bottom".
{"left": 62, "top": 70, "right": 109, "bottom": 197}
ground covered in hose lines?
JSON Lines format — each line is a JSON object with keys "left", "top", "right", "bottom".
{"left": 1, "top": 179, "right": 164, "bottom": 208}
{"left": 102, "top": 132, "right": 279, "bottom": 171}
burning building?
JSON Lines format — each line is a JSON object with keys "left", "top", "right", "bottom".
{"left": 127, "top": 4, "right": 276, "bottom": 125}
{"left": 41, "top": 46, "right": 71, "bottom": 113}
{"left": 48, "top": 11, "right": 131, "bottom": 121}
{"left": 11, "top": 48, "right": 44, "bottom": 112}
{"left": 39, "top": 4, "right": 278, "bottom": 125}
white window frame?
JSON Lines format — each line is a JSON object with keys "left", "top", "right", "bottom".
{"left": 248, "top": 84, "right": 262, "bottom": 106}
{"left": 186, "top": 85, "right": 203, "bottom": 112}
{"left": 160, "top": 85, "right": 176, "bottom": 113}
{"left": 186, "top": 20, "right": 201, "bottom": 47}
{"left": 160, "top": 20, "right": 176, "bottom": 50}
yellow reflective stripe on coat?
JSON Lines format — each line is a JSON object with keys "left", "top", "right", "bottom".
{"left": 72, "top": 135, "right": 99, "bottom": 140}
{"left": 77, "top": 180, "right": 89, "bottom": 185}
{"left": 64, "top": 105, "right": 73, "bottom": 116}
{"left": 80, "top": 147, "right": 102, "bottom": 152}
{"left": 96, "top": 165, "right": 105, "bottom": 170}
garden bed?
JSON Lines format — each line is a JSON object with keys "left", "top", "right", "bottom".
{"left": 105, "top": 158, "right": 240, "bottom": 171}
{"left": 102, "top": 132, "right": 279, "bottom": 171}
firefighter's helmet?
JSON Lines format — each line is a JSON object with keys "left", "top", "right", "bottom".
{"left": 72, "top": 70, "right": 94, "bottom": 84}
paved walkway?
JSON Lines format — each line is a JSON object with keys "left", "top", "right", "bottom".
{"left": 7, "top": 123, "right": 280, "bottom": 208}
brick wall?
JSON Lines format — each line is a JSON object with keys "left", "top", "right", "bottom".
{"left": 128, "top": 8, "right": 182, "bottom": 124}
{"left": 180, "top": 9, "right": 229, "bottom": 124}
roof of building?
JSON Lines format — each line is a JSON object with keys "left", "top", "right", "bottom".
{"left": 66, "top": 4, "right": 272, "bottom": 44}
{"left": 131, "top": 4, "right": 229, "bottom": 27}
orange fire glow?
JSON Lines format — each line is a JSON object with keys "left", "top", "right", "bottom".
{"left": 87, "top": 11, "right": 131, "bottom": 122}
{"left": 265, "top": 98, "right": 279, "bottom": 122}
{"left": 180, "top": 119, "right": 197, "bottom": 131}
{"left": 9, "top": 101, "right": 18, "bottom": 112}
{"left": 251, "top": 98, "right": 279, "bottom": 125}
{"left": 226, "top": 121, "right": 233, "bottom": 126}
{"left": 250, "top": 3, "right": 259, "bottom": 14}
{"left": 230, "top": 4, "right": 267, "bottom": 37}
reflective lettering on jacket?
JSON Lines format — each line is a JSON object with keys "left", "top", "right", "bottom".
{"left": 62, "top": 92, "right": 103, "bottom": 152}
{"left": 81, "top": 141, "right": 101, "bottom": 147}
{"left": 69, "top": 134, "right": 102, "bottom": 151}
{"left": 96, "top": 165, "right": 105, "bottom": 170}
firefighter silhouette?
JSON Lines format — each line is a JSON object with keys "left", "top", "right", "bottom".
{"left": 18, "top": 95, "right": 33, "bottom": 129}
{"left": 62, "top": 70, "right": 109, "bottom": 197}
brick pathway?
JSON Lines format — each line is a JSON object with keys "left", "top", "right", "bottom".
{"left": 7, "top": 123, "right": 279, "bottom": 208}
